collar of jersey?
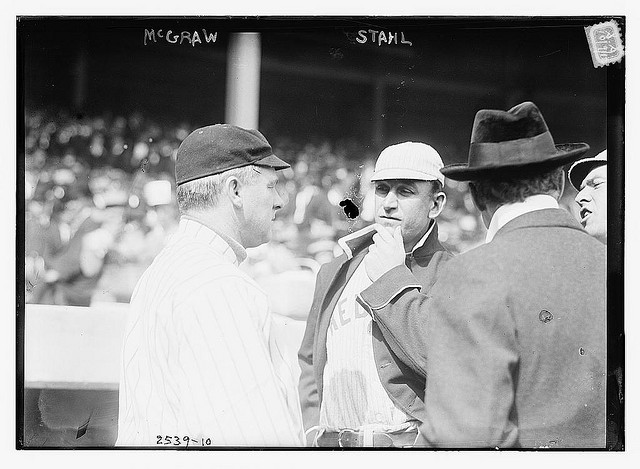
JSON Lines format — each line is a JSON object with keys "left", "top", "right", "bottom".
{"left": 179, "top": 215, "right": 247, "bottom": 265}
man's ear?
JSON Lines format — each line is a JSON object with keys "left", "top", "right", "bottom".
{"left": 429, "top": 192, "right": 447, "bottom": 219}
{"left": 225, "top": 176, "right": 243, "bottom": 208}
{"left": 557, "top": 175, "right": 565, "bottom": 200}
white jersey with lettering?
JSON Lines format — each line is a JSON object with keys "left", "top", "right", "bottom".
{"left": 318, "top": 259, "right": 413, "bottom": 432}
{"left": 116, "top": 217, "right": 304, "bottom": 446}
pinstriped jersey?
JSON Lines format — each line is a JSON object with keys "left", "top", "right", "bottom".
{"left": 116, "top": 217, "right": 304, "bottom": 446}
{"left": 319, "top": 260, "right": 413, "bottom": 432}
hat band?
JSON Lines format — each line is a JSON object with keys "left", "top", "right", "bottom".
{"left": 469, "top": 132, "right": 558, "bottom": 169}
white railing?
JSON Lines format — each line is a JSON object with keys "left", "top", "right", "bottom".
{"left": 24, "top": 303, "right": 307, "bottom": 390}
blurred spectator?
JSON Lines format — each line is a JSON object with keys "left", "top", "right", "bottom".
{"left": 24, "top": 108, "right": 488, "bottom": 307}
{"left": 293, "top": 170, "right": 336, "bottom": 241}
{"left": 25, "top": 199, "right": 64, "bottom": 304}
{"left": 38, "top": 191, "right": 127, "bottom": 306}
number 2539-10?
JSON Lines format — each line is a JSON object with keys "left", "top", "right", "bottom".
{"left": 156, "top": 435, "right": 212, "bottom": 447}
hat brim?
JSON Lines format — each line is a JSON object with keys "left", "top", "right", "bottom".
{"left": 568, "top": 158, "right": 607, "bottom": 191}
{"left": 370, "top": 168, "right": 444, "bottom": 183}
{"left": 442, "top": 143, "right": 590, "bottom": 181}
{"left": 254, "top": 153, "right": 291, "bottom": 170}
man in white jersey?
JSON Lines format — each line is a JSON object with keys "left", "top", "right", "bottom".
{"left": 117, "top": 124, "right": 304, "bottom": 447}
{"left": 298, "top": 142, "right": 452, "bottom": 447}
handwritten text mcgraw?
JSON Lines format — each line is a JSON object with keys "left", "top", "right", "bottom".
{"left": 144, "top": 29, "right": 218, "bottom": 47}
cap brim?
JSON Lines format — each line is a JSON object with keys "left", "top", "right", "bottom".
{"left": 442, "top": 143, "right": 590, "bottom": 181}
{"left": 254, "top": 153, "right": 290, "bottom": 170}
{"left": 568, "top": 158, "right": 607, "bottom": 191}
{"left": 370, "top": 168, "right": 444, "bottom": 183}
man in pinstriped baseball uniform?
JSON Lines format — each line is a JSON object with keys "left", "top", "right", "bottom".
{"left": 116, "top": 124, "right": 304, "bottom": 446}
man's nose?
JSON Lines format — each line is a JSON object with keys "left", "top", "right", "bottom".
{"left": 274, "top": 187, "right": 286, "bottom": 211}
{"left": 575, "top": 187, "right": 590, "bottom": 204}
{"left": 383, "top": 192, "right": 398, "bottom": 209}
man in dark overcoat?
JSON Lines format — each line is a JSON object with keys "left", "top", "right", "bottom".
{"left": 359, "top": 102, "right": 606, "bottom": 448}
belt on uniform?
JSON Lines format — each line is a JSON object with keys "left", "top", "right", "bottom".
{"left": 316, "top": 429, "right": 418, "bottom": 448}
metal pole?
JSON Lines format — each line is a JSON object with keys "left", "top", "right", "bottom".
{"left": 225, "top": 33, "right": 261, "bottom": 129}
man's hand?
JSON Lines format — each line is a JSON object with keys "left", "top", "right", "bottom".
{"left": 364, "top": 224, "right": 406, "bottom": 282}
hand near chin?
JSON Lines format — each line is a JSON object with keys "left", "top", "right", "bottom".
{"left": 364, "top": 224, "right": 406, "bottom": 282}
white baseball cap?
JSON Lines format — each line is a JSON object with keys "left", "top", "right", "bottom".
{"left": 568, "top": 149, "right": 607, "bottom": 191}
{"left": 370, "top": 142, "right": 445, "bottom": 185}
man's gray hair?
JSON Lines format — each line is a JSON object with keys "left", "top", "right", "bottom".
{"left": 176, "top": 165, "right": 260, "bottom": 213}
{"left": 469, "top": 167, "right": 565, "bottom": 210}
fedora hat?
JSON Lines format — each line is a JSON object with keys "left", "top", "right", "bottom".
{"left": 442, "top": 101, "right": 590, "bottom": 181}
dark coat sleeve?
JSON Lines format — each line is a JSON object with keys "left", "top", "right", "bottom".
{"left": 357, "top": 250, "right": 452, "bottom": 377}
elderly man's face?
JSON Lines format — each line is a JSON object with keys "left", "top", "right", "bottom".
{"left": 241, "top": 166, "right": 285, "bottom": 248}
{"left": 374, "top": 179, "right": 441, "bottom": 252}
{"left": 575, "top": 165, "right": 607, "bottom": 244}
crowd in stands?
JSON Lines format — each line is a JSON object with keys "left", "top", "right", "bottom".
{"left": 24, "top": 109, "right": 509, "bottom": 308}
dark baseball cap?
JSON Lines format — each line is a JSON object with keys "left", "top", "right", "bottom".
{"left": 175, "top": 124, "right": 290, "bottom": 185}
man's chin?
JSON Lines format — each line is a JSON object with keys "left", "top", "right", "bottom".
{"left": 377, "top": 220, "right": 400, "bottom": 232}
{"left": 251, "top": 237, "right": 271, "bottom": 249}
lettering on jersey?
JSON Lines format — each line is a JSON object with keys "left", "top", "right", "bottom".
{"left": 330, "top": 297, "right": 370, "bottom": 332}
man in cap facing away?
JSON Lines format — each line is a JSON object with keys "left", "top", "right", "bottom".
{"left": 117, "top": 124, "right": 304, "bottom": 446}
{"left": 298, "top": 142, "right": 452, "bottom": 447}
{"left": 359, "top": 102, "right": 606, "bottom": 448}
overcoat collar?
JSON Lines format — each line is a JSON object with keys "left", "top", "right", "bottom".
{"left": 493, "top": 207, "right": 585, "bottom": 240}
